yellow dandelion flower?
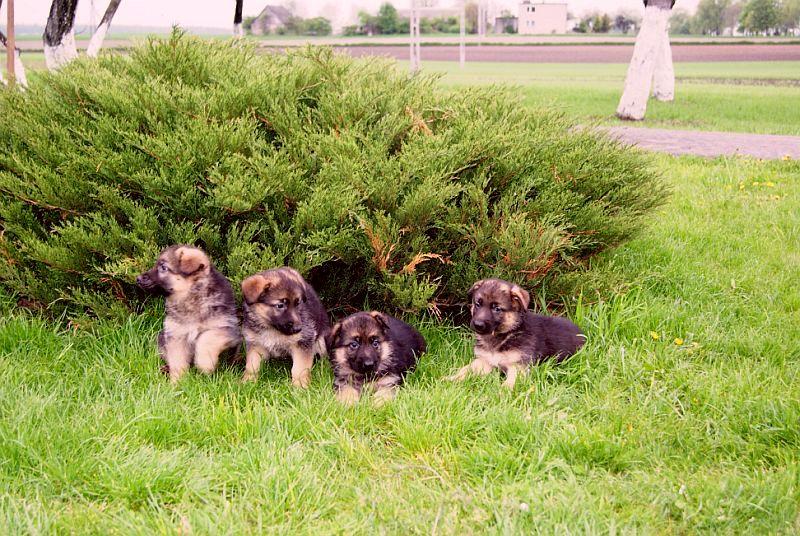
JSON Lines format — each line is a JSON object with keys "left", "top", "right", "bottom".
{"left": 739, "top": 183, "right": 745, "bottom": 190}
{"left": 765, "top": 181, "right": 775, "bottom": 187}
{"left": 782, "top": 155, "right": 792, "bottom": 161}
{"left": 752, "top": 181, "right": 760, "bottom": 186}
{"left": 627, "top": 423, "right": 633, "bottom": 432}
{"left": 650, "top": 331, "right": 660, "bottom": 340}
{"left": 674, "top": 337, "right": 684, "bottom": 346}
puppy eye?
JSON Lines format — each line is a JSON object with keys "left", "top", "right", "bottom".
{"left": 274, "top": 303, "right": 285, "bottom": 310}
{"left": 349, "top": 340, "right": 360, "bottom": 350}
{"left": 493, "top": 305, "right": 503, "bottom": 313}
{"left": 371, "top": 338, "right": 380, "bottom": 348}
{"left": 158, "top": 264, "right": 168, "bottom": 273}
{"left": 474, "top": 300, "right": 482, "bottom": 308}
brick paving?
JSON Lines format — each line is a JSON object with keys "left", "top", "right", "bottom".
{"left": 602, "top": 126, "right": 800, "bottom": 159}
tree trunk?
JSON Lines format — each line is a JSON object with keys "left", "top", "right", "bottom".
{"left": 0, "top": 0, "right": 27, "bottom": 87}
{"left": 233, "top": 0, "right": 244, "bottom": 38}
{"left": 43, "top": 0, "right": 79, "bottom": 70}
{"left": 0, "top": 30, "right": 28, "bottom": 87}
{"left": 87, "top": 0, "right": 122, "bottom": 57}
{"left": 651, "top": 25, "right": 675, "bottom": 101}
{"left": 617, "top": 1, "right": 674, "bottom": 120}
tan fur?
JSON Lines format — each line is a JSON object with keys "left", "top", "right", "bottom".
{"left": 241, "top": 274, "right": 270, "bottom": 305}
{"left": 290, "top": 347, "right": 314, "bottom": 388}
{"left": 242, "top": 345, "right": 265, "bottom": 382}
{"left": 175, "top": 246, "right": 209, "bottom": 276}
{"left": 194, "top": 329, "right": 234, "bottom": 374}
{"left": 163, "top": 337, "right": 192, "bottom": 384}
{"left": 336, "top": 385, "right": 360, "bottom": 405}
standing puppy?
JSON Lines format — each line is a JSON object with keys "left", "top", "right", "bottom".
{"left": 241, "top": 267, "right": 329, "bottom": 387}
{"left": 326, "top": 312, "right": 426, "bottom": 405}
{"left": 449, "top": 278, "right": 585, "bottom": 389}
{"left": 136, "top": 245, "right": 241, "bottom": 384}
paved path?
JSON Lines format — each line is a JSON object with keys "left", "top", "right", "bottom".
{"left": 341, "top": 44, "right": 800, "bottom": 63}
{"left": 603, "top": 126, "right": 800, "bottom": 159}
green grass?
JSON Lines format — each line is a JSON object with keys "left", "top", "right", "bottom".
{"left": 416, "top": 61, "right": 800, "bottom": 136}
{"left": 1, "top": 154, "right": 799, "bottom": 532}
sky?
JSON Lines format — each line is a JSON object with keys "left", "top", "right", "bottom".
{"left": 7, "top": 1, "right": 701, "bottom": 32}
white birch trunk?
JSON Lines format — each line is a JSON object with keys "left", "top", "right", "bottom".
{"left": 86, "top": 21, "right": 109, "bottom": 57}
{"left": 86, "top": 0, "right": 122, "bottom": 58}
{"left": 233, "top": 23, "right": 243, "bottom": 38}
{"left": 44, "top": 29, "right": 77, "bottom": 70}
{"left": 616, "top": 4, "right": 672, "bottom": 120}
{"left": 651, "top": 26, "right": 675, "bottom": 101}
{"left": 0, "top": 32, "right": 28, "bottom": 87}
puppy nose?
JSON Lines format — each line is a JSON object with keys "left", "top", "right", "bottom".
{"left": 473, "top": 320, "right": 486, "bottom": 330}
{"left": 363, "top": 359, "right": 375, "bottom": 367}
{"left": 136, "top": 274, "right": 149, "bottom": 285}
{"left": 285, "top": 321, "right": 293, "bottom": 329}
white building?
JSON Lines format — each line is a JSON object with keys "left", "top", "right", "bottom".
{"left": 518, "top": 1, "right": 568, "bottom": 35}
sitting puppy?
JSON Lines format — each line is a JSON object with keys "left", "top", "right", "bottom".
{"left": 449, "top": 278, "right": 585, "bottom": 389}
{"left": 326, "top": 312, "right": 426, "bottom": 405}
{"left": 240, "top": 267, "right": 329, "bottom": 387}
{"left": 136, "top": 245, "right": 241, "bottom": 384}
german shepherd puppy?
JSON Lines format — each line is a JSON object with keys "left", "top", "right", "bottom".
{"left": 240, "top": 267, "right": 329, "bottom": 387}
{"left": 449, "top": 278, "right": 585, "bottom": 389}
{"left": 136, "top": 245, "right": 241, "bottom": 384}
{"left": 326, "top": 312, "right": 426, "bottom": 405}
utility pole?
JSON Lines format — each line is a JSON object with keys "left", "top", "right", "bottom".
{"left": 459, "top": 0, "right": 465, "bottom": 68}
{"left": 409, "top": 0, "right": 420, "bottom": 73}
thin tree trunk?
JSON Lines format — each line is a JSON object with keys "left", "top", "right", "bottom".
{"left": 0, "top": 0, "right": 27, "bottom": 87}
{"left": 43, "top": 0, "right": 79, "bottom": 70}
{"left": 617, "top": 1, "right": 673, "bottom": 120}
{"left": 87, "top": 0, "right": 122, "bottom": 57}
{"left": 233, "top": 0, "right": 244, "bottom": 38}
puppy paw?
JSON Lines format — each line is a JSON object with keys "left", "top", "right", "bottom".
{"left": 241, "top": 371, "right": 258, "bottom": 383}
{"left": 373, "top": 389, "right": 396, "bottom": 407}
{"left": 336, "top": 386, "right": 360, "bottom": 405}
{"left": 292, "top": 371, "right": 311, "bottom": 389}
{"left": 447, "top": 366, "right": 470, "bottom": 382}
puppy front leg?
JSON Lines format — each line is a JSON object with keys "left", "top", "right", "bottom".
{"left": 447, "top": 357, "right": 493, "bottom": 381}
{"left": 334, "top": 376, "right": 361, "bottom": 405}
{"left": 290, "top": 347, "right": 314, "bottom": 388}
{"left": 500, "top": 361, "right": 528, "bottom": 390}
{"left": 194, "top": 329, "right": 234, "bottom": 375}
{"left": 372, "top": 374, "right": 401, "bottom": 406}
{"left": 242, "top": 344, "right": 265, "bottom": 382}
{"left": 163, "top": 336, "right": 191, "bottom": 385}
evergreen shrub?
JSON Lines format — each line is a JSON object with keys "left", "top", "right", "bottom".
{"left": 0, "top": 32, "right": 666, "bottom": 318}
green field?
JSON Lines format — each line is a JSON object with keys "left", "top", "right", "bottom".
{"left": 417, "top": 61, "right": 800, "bottom": 136}
{"left": 1, "top": 154, "right": 798, "bottom": 532}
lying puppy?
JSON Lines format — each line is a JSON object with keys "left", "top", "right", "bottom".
{"left": 240, "top": 267, "right": 329, "bottom": 387}
{"left": 326, "top": 311, "right": 426, "bottom": 405}
{"left": 136, "top": 245, "right": 241, "bottom": 384}
{"left": 449, "top": 278, "right": 585, "bottom": 389}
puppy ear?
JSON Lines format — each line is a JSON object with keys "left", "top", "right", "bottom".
{"left": 370, "top": 311, "right": 390, "bottom": 332}
{"left": 509, "top": 284, "right": 530, "bottom": 311}
{"left": 241, "top": 274, "right": 270, "bottom": 305}
{"left": 326, "top": 322, "right": 342, "bottom": 351}
{"left": 467, "top": 279, "right": 486, "bottom": 301}
{"left": 176, "top": 247, "right": 208, "bottom": 276}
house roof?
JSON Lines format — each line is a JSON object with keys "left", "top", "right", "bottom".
{"left": 255, "top": 5, "right": 293, "bottom": 23}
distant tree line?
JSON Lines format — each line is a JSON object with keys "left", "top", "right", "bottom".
{"left": 343, "top": 1, "right": 482, "bottom": 36}
{"left": 242, "top": 13, "right": 332, "bottom": 36}
{"left": 671, "top": 0, "right": 800, "bottom": 35}
{"left": 572, "top": 11, "right": 641, "bottom": 34}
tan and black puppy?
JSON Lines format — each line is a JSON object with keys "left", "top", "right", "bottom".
{"left": 326, "top": 312, "right": 426, "bottom": 405}
{"left": 136, "top": 245, "right": 241, "bottom": 384}
{"left": 449, "top": 278, "right": 585, "bottom": 389}
{"left": 240, "top": 267, "right": 329, "bottom": 387}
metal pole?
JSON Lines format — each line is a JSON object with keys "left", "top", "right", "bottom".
{"left": 6, "top": 0, "right": 15, "bottom": 86}
{"left": 459, "top": 1, "right": 465, "bottom": 68}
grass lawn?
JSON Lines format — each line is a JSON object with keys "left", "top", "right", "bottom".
{"left": 1, "top": 153, "right": 798, "bottom": 532}
{"left": 416, "top": 61, "right": 800, "bottom": 136}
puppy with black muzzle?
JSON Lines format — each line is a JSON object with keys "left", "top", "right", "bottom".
{"left": 240, "top": 267, "right": 329, "bottom": 387}
{"left": 326, "top": 312, "right": 426, "bottom": 405}
{"left": 136, "top": 245, "right": 241, "bottom": 384}
{"left": 448, "top": 278, "right": 585, "bottom": 389}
